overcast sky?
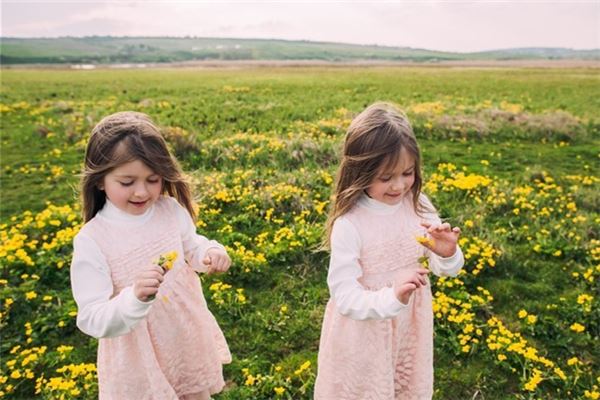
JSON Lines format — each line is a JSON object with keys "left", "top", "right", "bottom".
{"left": 1, "top": 1, "right": 599, "bottom": 53}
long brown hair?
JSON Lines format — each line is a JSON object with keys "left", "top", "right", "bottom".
{"left": 324, "top": 102, "right": 426, "bottom": 247}
{"left": 80, "top": 111, "right": 195, "bottom": 223}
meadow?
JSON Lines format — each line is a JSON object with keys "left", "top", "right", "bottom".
{"left": 0, "top": 66, "right": 598, "bottom": 399}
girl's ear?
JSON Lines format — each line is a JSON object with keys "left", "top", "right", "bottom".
{"left": 97, "top": 182, "right": 104, "bottom": 191}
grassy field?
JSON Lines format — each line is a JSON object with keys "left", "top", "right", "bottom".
{"left": 0, "top": 67, "right": 599, "bottom": 399}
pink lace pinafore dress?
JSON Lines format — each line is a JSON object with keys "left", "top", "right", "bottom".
{"left": 81, "top": 198, "right": 231, "bottom": 400}
{"left": 315, "top": 198, "right": 434, "bottom": 400}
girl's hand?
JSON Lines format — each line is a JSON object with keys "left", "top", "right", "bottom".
{"left": 419, "top": 222, "right": 461, "bottom": 258}
{"left": 133, "top": 265, "right": 165, "bottom": 302}
{"left": 203, "top": 248, "right": 232, "bottom": 274}
{"left": 394, "top": 268, "right": 429, "bottom": 305}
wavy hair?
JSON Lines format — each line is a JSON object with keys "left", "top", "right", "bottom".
{"left": 324, "top": 102, "right": 428, "bottom": 248}
{"left": 80, "top": 111, "right": 195, "bottom": 222}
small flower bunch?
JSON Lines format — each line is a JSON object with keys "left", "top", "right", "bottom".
{"left": 416, "top": 235, "right": 435, "bottom": 247}
{"left": 155, "top": 251, "right": 178, "bottom": 273}
{"left": 416, "top": 235, "right": 432, "bottom": 269}
{"left": 150, "top": 251, "right": 178, "bottom": 303}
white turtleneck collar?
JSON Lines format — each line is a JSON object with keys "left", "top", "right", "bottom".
{"left": 357, "top": 193, "right": 407, "bottom": 215}
{"left": 97, "top": 199, "right": 155, "bottom": 225}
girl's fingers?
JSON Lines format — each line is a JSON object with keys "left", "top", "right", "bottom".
{"left": 429, "top": 222, "right": 450, "bottom": 233}
{"left": 139, "top": 278, "right": 160, "bottom": 288}
{"left": 140, "top": 272, "right": 164, "bottom": 282}
{"left": 144, "top": 286, "right": 159, "bottom": 295}
{"left": 134, "top": 284, "right": 159, "bottom": 301}
{"left": 151, "top": 265, "right": 165, "bottom": 274}
{"left": 423, "top": 221, "right": 461, "bottom": 234}
{"left": 427, "top": 224, "right": 440, "bottom": 233}
{"left": 208, "top": 256, "right": 231, "bottom": 273}
{"left": 439, "top": 222, "right": 451, "bottom": 231}
{"left": 407, "top": 274, "right": 424, "bottom": 288}
{"left": 140, "top": 287, "right": 159, "bottom": 300}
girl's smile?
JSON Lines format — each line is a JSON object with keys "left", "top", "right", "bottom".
{"left": 366, "top": 147, "right": 416, "bottom": 206}
{"left": 129, "top": 200, "right": 149, "bottom": 208}
{"left": 100, "top": 159, "right": 163, "bottom": 215}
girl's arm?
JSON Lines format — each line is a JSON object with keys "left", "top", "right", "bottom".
{"left": 419, "top": 194, "right": 465, "bottom": 277}
{"left": 70, "top": 233, "right": 153, "bottom": 339}
{"left": 328, "top": 217, "right": 407, "bottom": 321}
{"left": 427, "top": 244, "right": 464, "bottom": 277}
{"left": 172, "top": 197, "right": 227, "bottom": 273}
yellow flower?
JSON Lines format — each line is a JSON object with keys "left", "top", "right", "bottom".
{"left": 584, "top": 389, "right": 600, "bottom": 399}
{"left": 25, "top": 291, "right": 37, "bottom": 300}
{"left": 570, "top": 322, "right": 585, "bottom": 333}
{"left": 523, "top": 368, "right": 543, "bottom": 391}
{"left": 577, "top": 294, "right": 593, "bottom": 304}
{"left": 274, "top": 387, "right": 286, "bottom": 395}
{"left": 567, "top": 357, "right": 579, "bottom": 366}
{"left": 245, "top": 374, "right": 256, "bottom": 386}
{"left": 155, "top": 251, "right": 178, "bottom": 272}
{"left": 518, "top": 309, "right": 528, "bottom": 318}
{"left": 294, "top": 360, "right": 311, "bottom": 375}
{"left": 57, "top": 345, "right": 73, "bottom": 354}
{"left": 416, "top": 236, "right": 434, "bottom": 247}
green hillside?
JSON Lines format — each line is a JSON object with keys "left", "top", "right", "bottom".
{"left": 1, "top": 36, "right": 598, "bottom": 64}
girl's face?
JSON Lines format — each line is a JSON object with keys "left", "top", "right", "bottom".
{"left": 100, "top": 159, "right": 163, "bottom": 215}
{"left": 366, "top": 147, "right": 415, "bottom": 206}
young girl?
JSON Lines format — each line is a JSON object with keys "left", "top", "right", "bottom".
{"left": 70, "top": 111, "right": 231, "bottom": 400}
{"left": 314, "top": 102, "right": 465, "bottom": 400}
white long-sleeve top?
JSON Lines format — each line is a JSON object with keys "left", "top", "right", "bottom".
{"left": 70, "top": 198, "right": 224, "bottom": 339}
{"left": 328, "top": 195, "right": 464, "bottom": 321}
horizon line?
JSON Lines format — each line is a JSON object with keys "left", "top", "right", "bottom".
{"left": 2, "top": 35, "right": 599, "bottom": 55}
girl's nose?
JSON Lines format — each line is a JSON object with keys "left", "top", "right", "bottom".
{"left": 391, "top": 178, "right": 405, "bottom": 191}
{"left": 134, "top": 183, "right": 149, "bottom": 197}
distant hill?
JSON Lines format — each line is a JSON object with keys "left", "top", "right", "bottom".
{"left": 1, "top": 37, "right": 598, "bottom": 64}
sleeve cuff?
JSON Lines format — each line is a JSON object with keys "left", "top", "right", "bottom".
{"left": 197, "top": 241, "right": 226, "bottom": 272}
{"left": 438, "top": 245, "right": 462, "bottom": 264}
{"left": 119, "top": 286, "right": 153, "bottom": 319}
{"left": 384, "top": 286, "right": 407, "bottom": 313}
{"left": 204, "top": 241, "right": 226, "bottom": 256}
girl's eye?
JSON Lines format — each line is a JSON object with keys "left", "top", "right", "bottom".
{"left": 403, "top": 170, "right": 414, "bottom": 177}
{"left": 147, "top": 179, "right": 160, "bottom": 184}
{"left": 119, "top": 182, "right": 133, "bottom": 187}
{"left": 379, "top": 176, "right": 392, "bottom": 182}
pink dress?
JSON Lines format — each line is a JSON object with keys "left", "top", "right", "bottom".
{"left": 79, "top": 198, "right": 231, "bottom": 399}
{"left": 315, "top": 197, "right": 435, "bottom": 400}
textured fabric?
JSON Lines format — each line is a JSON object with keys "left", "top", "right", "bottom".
{"left": 79, "top": 197, "right": 231, "bottom": 400}
{"left": 315, "top": 196, "right": 437, "bottom": 400}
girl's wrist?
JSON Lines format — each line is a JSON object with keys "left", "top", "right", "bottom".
{"left": 435, "top": 246, "right": 457, "bottom": 259}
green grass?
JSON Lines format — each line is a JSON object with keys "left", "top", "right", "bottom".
{"left": 0, "top": 66, "right": 598, "bottom": 399}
